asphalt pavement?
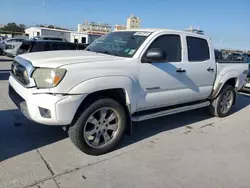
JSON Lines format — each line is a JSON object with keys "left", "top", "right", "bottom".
{"left": 1, "top": 56, "right": 250, "bottom": 188}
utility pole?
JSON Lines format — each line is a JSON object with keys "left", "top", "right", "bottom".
{"left": 44, "top": 0, "right": 47, "bottom": 27}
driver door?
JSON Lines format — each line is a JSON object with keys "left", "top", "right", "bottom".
{"left": 138, "top": 34, "right": 191, "bottom": 110}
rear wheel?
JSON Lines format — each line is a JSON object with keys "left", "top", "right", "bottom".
{"left": 0, "top": 48, "right": 3, "bottom": 55}
{"left": 68, "top": 98, "right": 127, "bottom": 155}
{"left": 208, "top": 84, "right": 235, "bottom": 117}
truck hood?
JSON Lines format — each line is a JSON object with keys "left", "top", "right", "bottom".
{"left": 16, "top": 50, "right": 125, "bottom": 68}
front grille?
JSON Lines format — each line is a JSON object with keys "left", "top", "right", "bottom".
{"left": 11, "top": 61, "right": 30, "bottom": 85}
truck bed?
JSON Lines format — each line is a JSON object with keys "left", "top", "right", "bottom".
{"left": 216, "top": 59, "right": 246, "bottom": 64}
{"left": 215, "top": 60, "right": 248, "bottom": 91}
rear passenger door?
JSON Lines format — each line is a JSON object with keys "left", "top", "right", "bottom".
{"left": 184, "top": 36, "right": 216, "bottom": 99}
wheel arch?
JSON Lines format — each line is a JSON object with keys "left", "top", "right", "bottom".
{"left": 70, "top": 87, "right": 134, "bottom": 134}
{"left": 210, "top": 77, "right": 237, "bottom": 100}
{"left": 67, "top": 76, "right": 137, "bottom": 134}
{"left": 69, "top": 76, "right": 136, "bottom": 106}
{"left": 210, "top": 68, "right": 245, "bottom": 100}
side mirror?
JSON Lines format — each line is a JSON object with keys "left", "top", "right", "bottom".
{"left": 143, "top": 48, "right": 166, "bottom": 63}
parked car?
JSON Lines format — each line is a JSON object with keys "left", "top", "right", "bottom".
{"left": 0, "top": 38, "right": 9, "bottom": 54}
{"left": 240, "top": 54, "right": 250, "bottom": 92}
{"left": 227, "top": 53, "right": 243, "bottom": 61}
{"left": 4, "top": 40, "right": 88, "bottom": 57}
{"left": 214, "top": 49, "right": 223, "bottom": 60}
{"left": 0, "top": 41, "right": 5, "bottom": 54}
{"left": 4, "top": 42, "right": 23, "bottom": 57}
{"left": 0, "top": 36, "right": 8, "bottom": 42}
{"left": 0, "top": 37, "right": 26, "bottom": 55}
{"left": 244, "top": 54, "right": 250, "bottom": 63}
{"left": 8, "top": 29, "right": 248, "bottom": 155}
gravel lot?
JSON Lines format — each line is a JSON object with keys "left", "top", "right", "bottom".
{"left": 1, "top": 55, "right": 250, "bottom": 188}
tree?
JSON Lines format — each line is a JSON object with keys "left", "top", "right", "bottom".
{"left": 47, "top": 25, "right": 55, "bottom": 29}
{"left": 1, "top": 22, "right": 25, "bottom": 33}
{"left": 37, "top": 24, "right": 45, "bottom": 27}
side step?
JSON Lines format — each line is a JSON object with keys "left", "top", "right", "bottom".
{"left": 131, "top": 101, "right": 210, "bottom": 122}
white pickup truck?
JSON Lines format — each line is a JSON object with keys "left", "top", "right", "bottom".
{"left": 9, "top": 29, "right": 248, "bottom": 155}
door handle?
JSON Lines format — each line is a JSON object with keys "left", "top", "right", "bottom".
{"left": 176, "top": 68, "right": 186, "bottom": 73}
{"left": 207, "top": 67, "right": 214, "bottom": 72}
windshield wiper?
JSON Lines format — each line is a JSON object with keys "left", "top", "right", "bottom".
{"left": 86, "top": 47, "right": 118, "bottom": 56}
{"left": 95, "top": 50, "right": 117, "bottom": 56}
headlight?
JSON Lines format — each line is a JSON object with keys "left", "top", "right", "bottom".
{"left": 32, "top": 68, "right": 66, "bottom": 88}
{"left": 6, "top": 44, "right": 14, "bottom": 49}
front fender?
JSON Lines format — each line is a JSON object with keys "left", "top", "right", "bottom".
{"left": 68, "top": 76, "right": 138, "bottom": 113}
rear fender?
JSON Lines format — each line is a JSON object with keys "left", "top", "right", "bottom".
{"left": 210, "top": 70, "right": 246, "bottom": 99}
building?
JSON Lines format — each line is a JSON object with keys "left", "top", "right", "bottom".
{"left": 25, "top": 26, "right": 100, "bottom": 44}
{"left": 0, "top": 24, "right": 5, "bottom": 28}
{"left": 78, "top": 21, "right": 112, "bottom": 35}
{"left": 185, "top": 26, "right": 204, "bottom": 35}
{"left": 114, "top": 25, "right": 127, "bottom": 31}
{"left": 126, "top": 14, "right": 140, "bottom": 29}
{"left": 115, "top": 14, "right": 141, "bottom": 31}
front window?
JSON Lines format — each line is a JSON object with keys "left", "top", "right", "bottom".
{"left": 145, "top": 34, "right": 182, "bottom": 62}
{"left": 6, "top": 39, "right": 15, "bottom": 43}
{"left": 85, "top": 31, "right": 151, "bottom": 57}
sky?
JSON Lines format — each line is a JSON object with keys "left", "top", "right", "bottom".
{"left": 1, "top": 0, "right": 250, "bottom": 50}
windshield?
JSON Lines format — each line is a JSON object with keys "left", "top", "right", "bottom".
{"left": 85, "top": 31, "right": 151, "bottom": 57}
{"left": 231, "top": 53, "right": 241, "bottom": 56}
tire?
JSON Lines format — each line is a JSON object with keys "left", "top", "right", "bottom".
{"left": 0, "top": 48, "right": 3, "bottom": 55}
{"left": 68, "top": 98, "right": 127, "bottom": 155}
{"left": 208, "top": 84, "right": 235, "bottom": 117}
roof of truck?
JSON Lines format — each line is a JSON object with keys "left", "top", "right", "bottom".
{"left": 124, "top": 28, "right": 172, "bottom": 32}
{"left": 115, "top": 28, "right": 209, "bottom": 38}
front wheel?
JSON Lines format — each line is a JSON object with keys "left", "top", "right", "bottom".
{"left": 68, "top": 98, "right": 127, "bottom": 155}
{"left": 208, "top": 84, "right": 236, "bottom": 117}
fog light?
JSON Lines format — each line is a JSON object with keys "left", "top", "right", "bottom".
{"left": 39, "top": 107, "right": 51, "bottom": 118}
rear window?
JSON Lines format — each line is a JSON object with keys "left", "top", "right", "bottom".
{"left": 187, "top": 36, "right": 210, "bottom": 62}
